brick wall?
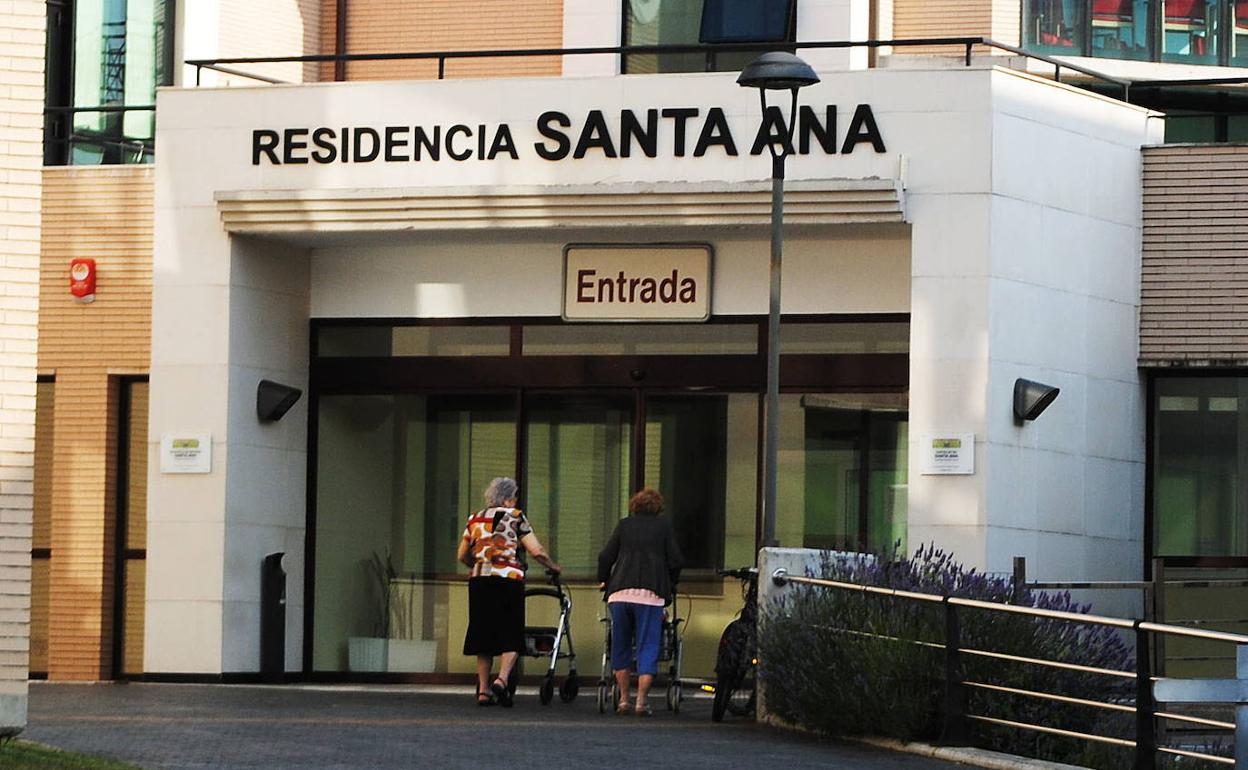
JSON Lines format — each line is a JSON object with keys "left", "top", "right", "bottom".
{"left": 1141, "top": 145, "right": 1248, "bottom": 366}
{"left": 0, "top": 0, "right": 44, "bottom": 735}
{"left": 39, "top": 167, "right": 152, "bottom": 680}
{"left": 319, "top": 0, "right": 563, "bottom": 81}
{"left": 892, "top": 0, "right": 1019, "bottom": 52}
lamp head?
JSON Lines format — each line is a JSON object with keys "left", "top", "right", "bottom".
{"left": 737, "top": 52, "right": 820, "bottom": 91}
{"left": 257, "top": 379, "right": 303, "bottom": 422}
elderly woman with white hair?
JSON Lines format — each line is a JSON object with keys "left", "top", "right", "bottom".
{"left": 457, "top": 476, "right": 560, "bottom": 707}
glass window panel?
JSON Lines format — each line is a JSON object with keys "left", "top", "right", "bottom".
{"left": 1024, "top": 0, "right": 1088, "bottom": 54}
{"left": 1090, "top": 0, "right": 1150, "bottom": 60}
{"left": 1162, "top": 0, "right": 1220, "bottom": 64}
{"left": 1233, "top": 0, "right": 1248, "bottom": 65}
{"left": 699, "top": 0, "right": 792, "bottom": 42}
{"left": 313, "top": 394, "right": 517, "bottom": 671}
{"left": 524, "top": 395, "right": 632, "bottom": 574}
{"left": 644, "top": 396, "right": 730, "bottom": 570}
{"left": 1164, "top": 115, "right": 1218, "bottom": 144}
{"left": 1229, "top": 115, "right": 1248, "bottom": 141}
{"left": 623, "top": 0, "right": 781, "bottom": 74}
{"left": 316, "top": 325, "right": 511, "bottom": 357}
{"left": 1153, "top": 377, "right": 1248, "bottom": 557}
{"left": 69, "top": 1, "right": 168, "bottom": 165}
{"left": 126, "top": 381, "right": 148, "bottom": 551}
{"left": 33, "top": 381, "right": 53, "bottom": 551}
{"left": 780, "top": 322, "right": 909, "bottom": 354}
{"left": 523, "top": 323, "right": 757, "bottom": 355}
{"left": 775, "top": 393, "right": 909, "bottom": 554}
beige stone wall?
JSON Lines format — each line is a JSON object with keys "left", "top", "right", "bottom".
{"left": 218, "top": 0, "right": 322, "bottom": 84}
{"left": 891, "top": 0, "right": 1019, "bottom": 52}
{"left": 39, "top": 167, "right": 152, "bottom": 680}
{"left": 319, "top": 0, "right": 563, "bottom": 81}
{"left": 0, "top": 0, "right": 44, "bottom": 736}
{"left": 1141, "top": 144, "right": 1248, "bottom": 366}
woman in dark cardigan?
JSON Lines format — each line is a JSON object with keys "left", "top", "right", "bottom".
{"left": 597, "top": 487, "right": 684, "bottom": 716}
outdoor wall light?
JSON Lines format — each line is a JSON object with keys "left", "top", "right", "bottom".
{"left": 1013, "top": 378, "right": 1060, "bottom": 422}
{"left": 257, "top": 380, "right": 303, "bottom": 422}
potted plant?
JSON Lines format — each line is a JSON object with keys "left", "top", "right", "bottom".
{"left": 348, "top": 552, "right": 435, "bottom": 672}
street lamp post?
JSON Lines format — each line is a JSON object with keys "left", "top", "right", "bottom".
{"left": 737, "top": 53, "right": 819, "bottom": 549}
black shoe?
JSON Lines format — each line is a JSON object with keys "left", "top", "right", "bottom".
{"left": 476, "top": 691, "right": 495, "bottom": 707}
{"left": 491, "top": 679, "right": 513, "bottom": 708}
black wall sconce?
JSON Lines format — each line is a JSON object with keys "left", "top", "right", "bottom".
{"left": 1014, "top": 378, "right": 1060, "bottom": 423}
{"left": 257, "top": 380, "right": 303, "bottom": 422}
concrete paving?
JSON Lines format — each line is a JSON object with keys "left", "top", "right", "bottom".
{"left": 25, "top": 682, "right": 969, "bottom": 770}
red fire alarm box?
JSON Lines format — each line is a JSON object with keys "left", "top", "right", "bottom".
{"left": 69, "top": 258, "right": 96, "bottom": 303}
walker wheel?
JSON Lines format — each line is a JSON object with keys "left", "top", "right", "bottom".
{"left": 560, "top": 675, "right": 579, "bottom": 702}
{"left": 539, "top": 675, "right": 555, "bottom": 706}
{"left": 667, "top": 682, "right": 682, "bottom": 714}
{"left": 597, "top": 682, "right": 608, "bottom": 714}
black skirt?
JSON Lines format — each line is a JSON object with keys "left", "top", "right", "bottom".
{"left": 463, "top": 576, "right": 526, "bottom": 656}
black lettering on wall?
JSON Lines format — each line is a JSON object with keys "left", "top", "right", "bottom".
{"left": 693, "top": 107, "right": 737, "bottom": 157}
{"left": 282, "top": 128, "right": 309, "bottom": 164}
{"left": 750, "top": 106, "right": 792, "bottom": 156}
{"left": 573, "top": 109, "right": 618, "bottom": 159}
{"left": 353, "top": 127, "right": 380, "bottom": 162}
{"left": 842, "top": 104, "right": 886, "bottom": 154}
{"left": 446, "top": 124, "right": 473, "bottom": 161}
{"left": 252, "top": 129, "right": 280, "bottom": 165}
{"left": 534, "top": 111, "right": 572, "bottom": 161}
{"left": 311, "top": 127, "right": 337, "bottom": 163}
{"left": 799, "top": 105, "right": 837, "bottom": 155}
{"left": 661, "top": 108, "right": 698, "bottom": 157}
{"left": 384, "top": 126, "right": 409, "bottom": 161}
{"left": 488, "top": 125, "right": 519, "bottom": 160}
{"left": 414, "top": 126, "right": 440, "bottom": 161}
{"left": 620, "top": 109, "right": 658, "bottom": 158}
{"left": 340, "top": 127, "right": 349, "bottom": 163}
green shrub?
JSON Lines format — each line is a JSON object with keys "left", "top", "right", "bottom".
{"left": 760, "top": 544, "right": 1140, "bottom": 768}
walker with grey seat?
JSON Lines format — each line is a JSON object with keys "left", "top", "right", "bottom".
{"left": 519, "top": 569, "right": 580, "bottom": 705}
{"left": 596, "top": 592, "right": 685, "bottom": 714}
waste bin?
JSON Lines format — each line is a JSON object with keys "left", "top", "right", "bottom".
{"left": 261, "top": 552, "right": 286, "bottom": 683}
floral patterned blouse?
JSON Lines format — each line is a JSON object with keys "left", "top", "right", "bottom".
{"left": 461, "top": 507, "right": 533, "bottom": 581}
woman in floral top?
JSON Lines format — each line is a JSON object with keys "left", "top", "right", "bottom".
{"left": 457, "top": 477, "right": 560, "bottom": 707}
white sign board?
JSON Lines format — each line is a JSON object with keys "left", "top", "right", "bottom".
{"left": 920, "top": 433, "right": 975, "bottom": 475}
{"left": 563, "top": 244, "right": 712, "bottom": 322}
{"left": 160, "top": 434, "right": 212, "bottom": 474}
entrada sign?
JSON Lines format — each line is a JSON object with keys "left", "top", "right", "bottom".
{"left": 251, "top": 104, "right": 885, "bottom": 165}
{"left": 563, "top": 244, "right": 712, "bottom": 322}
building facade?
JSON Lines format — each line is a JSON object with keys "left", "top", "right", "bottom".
{"left": 15, "top": 0, "right": 1247, "bottom": 695}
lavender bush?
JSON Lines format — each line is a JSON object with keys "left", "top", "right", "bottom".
{"left": 760, "top": 544, "right": 1137, "bottom": 769}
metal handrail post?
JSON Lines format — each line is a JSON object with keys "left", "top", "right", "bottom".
{"left": 941, "top": 598, "right": 969, "bottom": 745}
{"left": 1237, "top": 644, "right": 1247, "bottom": 770}
{"left": 1135, "top": 626, "right": 1155, "bottom": 770}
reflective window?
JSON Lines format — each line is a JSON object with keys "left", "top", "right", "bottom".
{"left": 523, "top": 323, "right": 757, "bottom": 356}
{"left": 622, "top": 0, "right": 794, "bottom": 74}
{"left": 1025, "top": 0, "right": 1089, "bottom": 53}
{"left": 317, "top": 325, "right": 511, "bottom": 357}
{"left": 1092, "top": 0, "right": 1150, "bottom": 60}
{"left": 775, "top": 393, "right": 909, "bottom": 554}
{"left": 46, "top": 0, "right": 173, "bottom": 165}
{"left": 1153, "top": 378, "right": 1248, "bottom": 557}
{"left": 1161, "top": 0, "right": 1220, "bottom": 63}
{"left": 780, "top": 322, "right": 909, "bottom": 355}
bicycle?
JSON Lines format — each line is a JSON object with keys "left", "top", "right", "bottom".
{"left": 710, "top": 567, "right": 758, "bottom": 722}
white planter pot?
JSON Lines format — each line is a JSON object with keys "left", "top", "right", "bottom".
{"left": 348, "top": 637, "right": 388, "bottom": 672}
{"left": 387, "top": 639, "right": 437, "bottom": 673}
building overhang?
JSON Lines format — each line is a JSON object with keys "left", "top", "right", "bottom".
{"left": 214, "top": 178, "right": 906, "bottom": 235}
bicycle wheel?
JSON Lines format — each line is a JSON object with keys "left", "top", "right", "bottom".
{"left": 711, "top": 620, "right": 751, "bottom": 722}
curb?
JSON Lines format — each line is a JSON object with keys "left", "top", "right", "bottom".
{"left": 853, "top": 736, "right": 1090, "bottom": 770}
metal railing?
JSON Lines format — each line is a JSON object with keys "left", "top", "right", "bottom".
{"left": 770, "top": 567, "right": 1248, "bottom": 769}
{"left": 183, "top": 37, "right": 1134, "bottom": 100}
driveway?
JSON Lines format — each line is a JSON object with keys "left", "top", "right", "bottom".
{"left": 25, "top": 682, "right": 969, "bottom": 770}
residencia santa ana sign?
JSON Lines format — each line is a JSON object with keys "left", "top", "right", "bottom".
{"left": 250, "top": 104, "right": 886, "bottom": 165}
